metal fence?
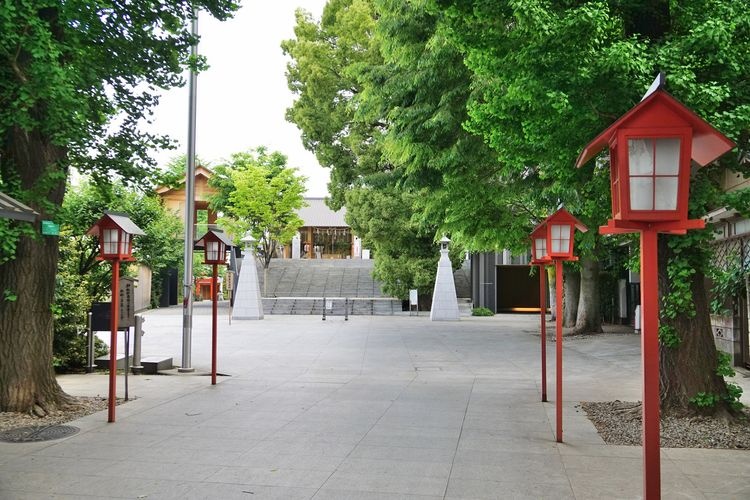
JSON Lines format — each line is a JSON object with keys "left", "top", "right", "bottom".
{"left": 710, "top": 234, "right": 750, "bottom": 270}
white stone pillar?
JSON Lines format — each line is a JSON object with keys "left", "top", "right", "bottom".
{"left": 430, "top": 236, "right": 460, "bottom": 321}
{"left": 292, "top": 232, "right": 301, "bottom": 259}
{"left": 232, "top": 232, "right": 264, "bottom": 320}
{"left": 353, "top": 236, "right": 362, "bottom": 259}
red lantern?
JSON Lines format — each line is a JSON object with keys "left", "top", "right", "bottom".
{"left": 86, "top": 211, "right": 144, "bottom": 423}
{"left": 87, "top": 211, "right": 144, "bottom": 261}
{"left": 576, "top": 75, "right": 735, "bottom": 500}
{"left": 576, "top": 80, "right": 734, "bottom": 232}
{"left": 529, "top": 222, "right": 550, "bottom": 264}
{"left": 196, "top": 229, "right": 232, "bottom": 265}
{"left": 543, "top": 208, "right": 587, "bottom": 261}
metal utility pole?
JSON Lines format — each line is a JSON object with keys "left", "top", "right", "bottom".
{"left": 180, "top": 11, "right": 199, "bottom": 373}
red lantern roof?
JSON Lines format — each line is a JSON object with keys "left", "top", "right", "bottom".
{"left": 86, "top": 211, "right": 145, "bottom": 238}
{"left": 533, "top": 208, "right": 588, "bottom": 234}
{"left": 195, "top": 228, "right": 233, "bottom": 248}
{"left": 576, "top": 89, "right": 735, "bottom": 169}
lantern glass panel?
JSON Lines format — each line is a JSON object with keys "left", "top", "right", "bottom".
{"left": 550, "top": 224, "right": 572, "bottom": 254}
{"left": 655, "top": 177, "right": 679, "bottom": 210}
{"left": 534, "top": 237, "right": 547, "bottom": 260}
{"left": 119, "top": 232, "right": 131, "bottom": 255}
{"left": 628, "top": 138, "right": 681, "bottom": 212}
{"left": 103, "top": 228, "right": 119, "bottom": 255}
{"left": 628, "top": 139, "right": 653, "bottom": 175}
{"left": 630, "top": 177, "right": 653, "bottom": 210}
{"left": 206, "top": 241, "right": 220, "bottom": 262}
{"left": 655, "top": 138, "right": 680, "bottom": 175}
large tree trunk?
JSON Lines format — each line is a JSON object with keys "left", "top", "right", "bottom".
{"left": 658, "top": 236, "right": 735, "bottom": 418}
{"left": 563, "top": 265, "right": 580, "bottom": 327}
{"left": 0, "top": 126, "right": 72, "bottom": 413}
{"left": 571, "top": 256, "right": 603, "bottom": 335}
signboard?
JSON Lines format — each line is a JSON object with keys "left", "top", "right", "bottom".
{"left": 91, "top": 302, "right": 111, "bottom": 332}
{"left": 41, "top": 220, "right": 60, "bottom": 236}
{"left": 225, "top": 271, "right": 234, "bottom": 292}
{"left": 118, "top": 277, "right": 137, "bottom": 328}
{"left": 409, "top": 289, "right": 418, "bottom": 306}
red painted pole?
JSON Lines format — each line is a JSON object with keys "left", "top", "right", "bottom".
{"left": 540, "top": 264, "right": 547, "bottom": 402}
{"left": 108, "top": 259, "right": 120, "bottom": 423}
{"left": 211, "top": 263, "right": 218, "bottom": 386}
{"left": 555, "top": 259, "right": 563, "bottom": 443}
{"left": 640, "top": 229, "right": 661, "bottom": 499}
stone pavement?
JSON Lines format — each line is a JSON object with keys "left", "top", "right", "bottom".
{"left": 1, "top": 309, "right": 748, "bottom": 499}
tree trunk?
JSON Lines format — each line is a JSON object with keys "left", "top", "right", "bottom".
{"left": 571, "top": 256, "right": 603, "bottom": 335}
{"left": 563, "top": 264, "right": 580, "bottom": 327}
{"left": 658, "top": 235, "right": 734, "bottom": 417}
{"left": 0, "top": 126, "right": 73, "bottom": 413}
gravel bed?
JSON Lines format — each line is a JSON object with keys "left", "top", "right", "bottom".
{"left": 0, "top": 397, "right": 109, "bottom": 433}
{"left": 581, "top": 400, "right": 750, "bottom": 449}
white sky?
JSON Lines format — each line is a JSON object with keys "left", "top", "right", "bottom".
{"left": 148, "top": 1, "right": 330, "bottom": 196}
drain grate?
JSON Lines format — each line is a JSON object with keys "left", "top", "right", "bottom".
{"left": 0, "top": 425, "right": 79, "bottom": 443}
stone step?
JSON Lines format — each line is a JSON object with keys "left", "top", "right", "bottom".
{"left": 94, "top": 355, "right": 131, "bottom": 371}
{"left": 140, "top": 356, "right": 174, "bottom": 374}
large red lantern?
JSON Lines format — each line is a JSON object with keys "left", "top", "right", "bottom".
{"left": 196, "top": 228, "right": 232, "bottom": 265}
{"left": 87, "top": 211, "right": 144, "bottom": 261}
{"left": 87, "top": 211, "right": 144, "bottom": 423}
{"left": 576, "top": 75, "right": 735, "bottom": 500}
{"left": 576, "top": 76, "right": 734, "bottom": 233}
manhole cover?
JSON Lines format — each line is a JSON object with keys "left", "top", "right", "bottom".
{"left": 0, "top": 425, "right": 79, "bottom": 443}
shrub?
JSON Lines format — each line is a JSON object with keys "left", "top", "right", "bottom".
{"left": 472, "top": 306, "right": 494, "bottom": 316}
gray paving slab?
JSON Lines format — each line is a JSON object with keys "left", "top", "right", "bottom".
{"left": 1, "top": 312, "right": 749, "bottom": 499}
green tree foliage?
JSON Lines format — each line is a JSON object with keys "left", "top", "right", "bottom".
{"left": 283, "top": 0, "right": 384, "bottom": 210}
{"left": 53, "top": 182, "right": 182, "bottom": 370}
{"left": 0, "top": 1, "right": 237, "bottom": 412}
{"left": 370, "top": 0, "right": 541, "bottom": 253}
{"left": 437, "top": 0, "right": 750, "bottom": 415}
{"left": 208, "top": 147, "right": 307, "bottom": 269}
{"left": 155, "top": 154, "right": 212, "bottom": 190}
{"left": 346, "top": 187, "right": 441, "bottom": 299}
{"left": 284, "top": 0, "right": 469, "bottom": 297}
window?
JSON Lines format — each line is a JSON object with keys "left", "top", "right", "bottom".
{"left": 550, "top": 224, "right": 572, "bottom": 254}
{"left": 628, "top": 138, "right": 681, "bottom": 211}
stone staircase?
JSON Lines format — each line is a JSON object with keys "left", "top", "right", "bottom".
{"left": 249, "top": 258, "right": 470, "bottom": 316}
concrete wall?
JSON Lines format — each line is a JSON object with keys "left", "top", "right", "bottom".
{"left": 710, "top": 312, "right": 744, "bottom": 366}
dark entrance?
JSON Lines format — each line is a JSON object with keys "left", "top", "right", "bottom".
{"left": 496, "top": 265, "right": 540, "bottom": 312}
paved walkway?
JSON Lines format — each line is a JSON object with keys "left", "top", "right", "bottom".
{"left": 1, "top": 310, "right": 748, "bottom": 499}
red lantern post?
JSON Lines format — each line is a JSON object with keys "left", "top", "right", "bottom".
{"left": 540, "top": 208, "right": 587, "bottom": 443}
{"left": 87, "top": 212, "right": 144, "bottom": 423}
{"left": 530, "top": 223, "right": 551, "bottom": 402}
{"left": 576, "top": 75, "right": 734, "bottom": 499}
{"left": 196, "top": 229, "right": 232, "bottom": 385}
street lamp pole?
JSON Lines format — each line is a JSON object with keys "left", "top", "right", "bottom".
{"left": 181, "top": 10, "right": 199, "bottom": 373}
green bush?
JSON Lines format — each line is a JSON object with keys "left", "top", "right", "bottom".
{"left": 472, "top": 306, "right": 494, "bottom": 316}
{"left": 52, "top": 251, "right": 107, "bottom": 371}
